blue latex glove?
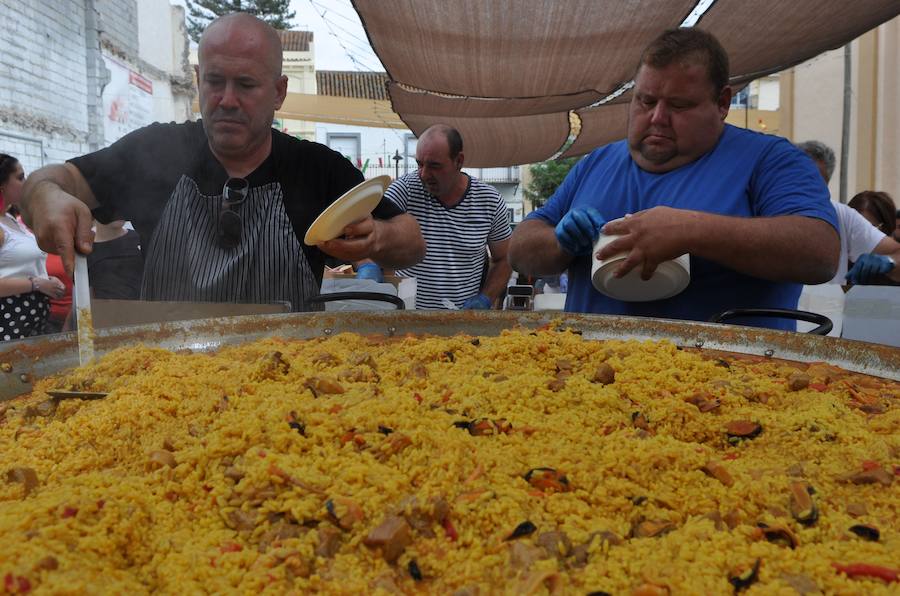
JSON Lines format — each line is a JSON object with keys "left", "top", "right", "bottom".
{"left": 462, "top": 293, "right": 492, "bottom": 310}
{"left": 846, "top": 253, "right": 894, "bottom": 285}
{"left": 554, "top": 208, "right": 606, "bottom": 256}
{"left": 355, "top": 262, "right": 384, "bottom": 282}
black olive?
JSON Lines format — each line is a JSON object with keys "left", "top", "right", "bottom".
{"left": 631, "top": 496, "right": 648, "bottom": 506}
{"left": 324, "top": 499, "right": 336, "bottom": 519}
{"left": 443, "top": 351, "right": 455, "bottom": 362}
{"left": 524, "top": 467, "right": 558, "bottom": 482}
{"left": 729, "top": 558, "right": 761, "bottom": 592}
{"left": 505, "top": 520, "right": 537, "bottom": 540}
{"left": 848, "top": 524, "right": 880, "bottom": 541}
{"left": 377, "top": 425, "right": 394, "bottom": 435}
{"left": 288, "top": 421, "right": 306, "bottom": 436}
{"left": 470, "top": 338, "right": 481, "bottom": 346}
{"left": 453, "top": 420, "right": 471, "bottom": 429}
{"left": 716, "top": 359, "right": 731, "bottom": 369}
{"left": 408, "top": 559, "right": 423, "bottom": 581}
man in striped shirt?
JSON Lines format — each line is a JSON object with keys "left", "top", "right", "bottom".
{"left": 376, "top": 125, "right": 512, "bottom": 310}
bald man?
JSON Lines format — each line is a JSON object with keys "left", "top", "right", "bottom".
{"left": 379, "top": 124, "right": 512, "bottom": 310}
{"left": 21, "top": 13, "right": 424, "bottom": 312}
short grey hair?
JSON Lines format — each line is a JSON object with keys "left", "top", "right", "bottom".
{"left": 796, "top": 140, "right": 835, "bottom": 182}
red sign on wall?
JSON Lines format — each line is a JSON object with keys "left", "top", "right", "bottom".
{"left": 129, "top": 71, "right": 153, "bottom": 95}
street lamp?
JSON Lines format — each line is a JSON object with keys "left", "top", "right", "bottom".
{"left": 392, "top": 149, "right": 402, "bottom": 180}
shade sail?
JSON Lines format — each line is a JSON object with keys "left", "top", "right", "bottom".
{"left": 707, "top": 0, "right": 900, "bottom": 81}
{"left": 353, "top": 0, "right": 900, "bottom": 166}
{"left": 402, "top": 113, "right": 571, "bottom": 167}
{"left": 191, "top": 93, "right": 408, "bottom": 129}
{"left": 354, "top": 0, "right": 697, "bottom": 98}
{"left": 559, "top": 101, "right": 631, "bottom": 160}
{"left": 277, "top": 93, "right": 407, "bottom": 129}
{"left": 388, "top": 82, "right": 601, "bottom": 118}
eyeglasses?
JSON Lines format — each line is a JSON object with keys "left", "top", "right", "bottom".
{"left": 217, "top": 177, "right": 249, "bottom": 249}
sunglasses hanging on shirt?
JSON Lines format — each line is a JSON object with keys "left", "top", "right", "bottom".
{"left": 217, "top": 177, "right": 249, "bottom": 249}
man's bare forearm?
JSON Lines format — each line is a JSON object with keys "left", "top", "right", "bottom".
{"left": 508, "top": 219, "right": 572, "bottom": 276}
{"left": 481, "top": 257, "right": 513, "bottom": 301}
{"left": 684, "top": 212, "right": 839, "bottom": 283}
{"left": 370, "top": 213, "right": 425, "bottom": 269}
{"left": 873, "top": 237, "right": 900, "bottom": 282}
{"left": 21, "top": 163, "right": 98, "bottom": 226}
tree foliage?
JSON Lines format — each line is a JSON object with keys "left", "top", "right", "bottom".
{"left": 523, "top": 157, "right": 580, "bottom": 209}
{"left": 186, "top": 0, "right": 296, "bottom": 42}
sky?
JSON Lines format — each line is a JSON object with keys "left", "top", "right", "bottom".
{"left": 169, "top": 0, "right": 383, "bottom": 72}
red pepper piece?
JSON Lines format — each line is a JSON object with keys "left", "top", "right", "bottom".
{"left": 832, "top": 562, "right": 899, "bottom": 583}
{"left": 220, "top": 541, "right": 243, "bottom": 553}
{"left": 443, "top": 517, "right": 458, "bottom": 541}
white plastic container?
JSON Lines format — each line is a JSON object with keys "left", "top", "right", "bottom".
{"left": 591, "top": 234, "right": 690, "bottom": 302}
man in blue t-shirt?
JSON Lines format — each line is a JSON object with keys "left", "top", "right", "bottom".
{"left": 509, "top": 28, "right": 839, "bottom": 330}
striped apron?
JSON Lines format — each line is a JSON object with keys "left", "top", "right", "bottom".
{"left": 140, "top": 176, "right": 320, "bottom": 311}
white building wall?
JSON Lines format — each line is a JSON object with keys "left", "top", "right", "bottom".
{"left": 315, "top": 122, "right": 412, "bottom": 176}
{"left": 756, "top": 78, "right": 780, "bottom": 111}
{"left": 136, "top": 0, "right": 193, "bottom": 124}
{"left": 0, "top": 0, "right": 93, "bottom": 172}
{"left": 284, "top": 47, "right": 316, "bottom": 95}
{"left": 874, "top": 18, "right": 900, "bottom": 197}
{"left": 0, "top": 0, "right": 191, "bottom": 173}
{"left": 791, "top": 49, "right": 847, "bottom": 199}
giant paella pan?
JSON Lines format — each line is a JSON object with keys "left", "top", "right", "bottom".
{"left": 1, "top": 311, "right": 898, "bottom": 594}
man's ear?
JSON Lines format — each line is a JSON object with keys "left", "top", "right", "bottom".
{"left": 274, "top": 75, "right": 288, "bottom": 110}
{"left": 456, "top": 151, "right": 464, "bottom": 170}
{"left": 718, "top": 85, "right": 733, "bottom": 120}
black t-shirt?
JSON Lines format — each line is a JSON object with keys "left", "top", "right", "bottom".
{"left": 69, "top": 121, "right": 400, "bottom": 311}
{"left": 87, "top": 229, "right": 144, "bottom": 300}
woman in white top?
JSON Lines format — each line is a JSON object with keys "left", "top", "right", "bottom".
{"left": 0, "top": 154, "right": 65, "bottom": 340}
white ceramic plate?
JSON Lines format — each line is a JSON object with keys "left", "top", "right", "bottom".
{"left": 592, "top": 253, "right": 690, "bottom": 302}
{"left": 303, "top": 175, "right": 391, "bottom": 246}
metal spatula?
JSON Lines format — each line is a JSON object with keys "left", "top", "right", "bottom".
{"left": 45, "top": 255, "right": 107, "bottom": 401}
{"left": 73, "top": 254, "right": 95, "bottom": 366}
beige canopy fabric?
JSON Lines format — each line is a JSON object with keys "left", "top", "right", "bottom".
{"left": 192, "top": 93, "right": 408, "bottom": 129}
{"left": 354, "top": 0, "right": 697, "bottom": 98}
{"left": 353, "top": 0, "right": 900, "bottom": 166}
{"left": 277, "top": 93, "right": 407, "bottom": 129}
{"left": 559, "top": 101, "right": 631, "bottom": 160}
{"left": 707, "top": 0, "right": 900, "bottom": 81}
{"left": 387, "top": 83, "right": 601, "bottom": 118}
{"left": 402, "top": 113, "right": 571, "bottom": 167}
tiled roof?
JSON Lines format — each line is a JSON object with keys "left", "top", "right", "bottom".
{"left": 316, "top": 70, "right": 389, "bottom": 100}
{"left": 278, "top": 30, "right": 313, "bottom": 52}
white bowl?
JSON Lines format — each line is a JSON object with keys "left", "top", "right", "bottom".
{"left": 591, "top": 234, "right": 690, "bottom": 302}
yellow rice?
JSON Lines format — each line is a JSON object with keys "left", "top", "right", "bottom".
{"left": 0, "top": 326, "right": 897, "bottom": 594}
